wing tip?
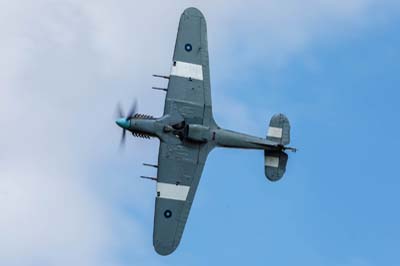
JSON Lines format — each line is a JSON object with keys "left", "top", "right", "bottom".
{"left": 182, "top": 7, "right": 205, "bottom": 18}
{"left": 154, "top": 241, "right": 179, "bottom": 256}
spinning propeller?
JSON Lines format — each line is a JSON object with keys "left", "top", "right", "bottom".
{"left": 115, "top": 100, "right": 137, "bottom": 147}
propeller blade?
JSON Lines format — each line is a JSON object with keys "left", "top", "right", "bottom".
{"left": 115, "top": 102, "right": 124, "bottom": 119}
{"left": 127, "top": 99, "right": 137, "bottom": 120}
{"left": 120, "top": 129, "right": 126, "bottom": 147}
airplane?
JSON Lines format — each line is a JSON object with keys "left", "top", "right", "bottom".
{"left": 115, "top": 7, "right": 296, "bottom": 256}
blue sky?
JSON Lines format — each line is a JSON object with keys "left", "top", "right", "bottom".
{"left": 1, "top": 1, "right": 400, "bottom": 266}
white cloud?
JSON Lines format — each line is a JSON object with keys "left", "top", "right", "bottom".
{"left": 0, "top": 165, "right": 111, "bottom": 265}
{"left": 0, "top": 0, "right": 398, "bottom": 264}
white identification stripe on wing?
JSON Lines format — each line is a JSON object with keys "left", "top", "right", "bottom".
{"left": 157, "top": 182, "right": 190, "bottom": 201}
{"left": 267, "top": 127, "right": 283, "bottom": 139}
{"left": 171, "top": 61, "right": 203, "bottom": 80}
{"left": 265, "top": 156, "right": 280, "bottom": 168}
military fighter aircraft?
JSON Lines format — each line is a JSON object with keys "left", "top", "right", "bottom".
{"left": 115, "top": 7, "right": 296, "bottom": 255}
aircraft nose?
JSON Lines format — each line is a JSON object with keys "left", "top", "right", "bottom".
{"left": 115, "top": 118, "right": 131, "bottom": 129}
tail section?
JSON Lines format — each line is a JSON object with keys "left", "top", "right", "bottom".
{"left": 264, "top": 114, "right": 291, "bottom": 182}
{"left": 264, "top": 150, "right": 288, "bottom": 181}
{"left": 266, "top": 113, "right": 290, "bottom": 145}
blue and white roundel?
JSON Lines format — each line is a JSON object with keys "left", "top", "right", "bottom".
{"left": 164, "top": 210, "right": 172, "bottom": 218}
{"left": 184, "top": 43, "right": 192, "bottom": 52}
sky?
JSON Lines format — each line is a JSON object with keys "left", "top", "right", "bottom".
{"left": 1, "top": 0, "right": 400, "bottom": 265}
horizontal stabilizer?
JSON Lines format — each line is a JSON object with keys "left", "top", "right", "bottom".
{"left": 267, "top": 114, "right": 290, "bottom": 146}
{"left": 264, "top": 150, "right": 288, "bottom": 182}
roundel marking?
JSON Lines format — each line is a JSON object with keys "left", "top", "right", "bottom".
{"left": 164, "top": 210, "right": 172, "bottom": 218}
{"left": 184, "top": 43, "right": 192, "bottom": 52}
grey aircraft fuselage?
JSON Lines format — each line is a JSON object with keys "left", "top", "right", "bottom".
{"left": 116, "top": 116, "right": 283, "bottom": 151}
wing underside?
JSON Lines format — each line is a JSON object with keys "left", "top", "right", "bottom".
{"left": 153, "top": 7, "right": 213, "bottom": 255}
{"left": 154, "top": 142, "right": 209, "bottom": 255}
{"left": 163, "top": 7, "right": 213, "bottom": 126}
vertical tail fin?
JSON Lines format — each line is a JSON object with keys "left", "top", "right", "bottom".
{"left": 264, "top": 114, "right": 290, "bottom": 182}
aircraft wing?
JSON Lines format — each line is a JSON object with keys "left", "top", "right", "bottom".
{"left": 153, "top": 7, "right": 214, "bottom": 255}
{"left": 163, "top": 7, "right": 213, "bottom": 127}
{"left": 153, "top": 142, "right": 209, "bottom": 255}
